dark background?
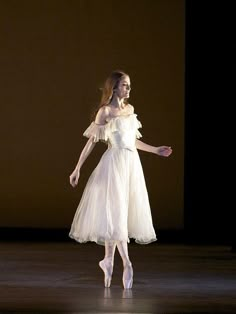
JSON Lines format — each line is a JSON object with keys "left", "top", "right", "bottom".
{"left": 185, "top": 1, "right": 232, "bottom": 246}
{"left": 0, "top": 0, "right": 233, "bottom": 246}
{"left": 0, "top": 0, "right": 184, "bottom": 237}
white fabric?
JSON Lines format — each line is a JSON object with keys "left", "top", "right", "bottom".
{"left": 69, "top": 113, "right": 157, "bottom": 246}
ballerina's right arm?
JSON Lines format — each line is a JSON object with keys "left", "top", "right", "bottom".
{"left": 75, "top": 107, "right": 109, "bottom": 172}
{"left": 69, "top": 107, "right": 109, "bottom": 187}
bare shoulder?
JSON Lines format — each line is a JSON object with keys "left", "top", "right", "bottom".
{"left": 128, "top": 103, "right": 134, "bottom": 114}
{"left": 94, "top": 106, "right": 110, "bottom": 125}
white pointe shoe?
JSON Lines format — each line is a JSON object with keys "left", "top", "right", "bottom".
{"left": 122, "top": 262, "right": 133, "bottom": 289}
{"left": 99, "top": 259, "right": 113, "bottom": 288}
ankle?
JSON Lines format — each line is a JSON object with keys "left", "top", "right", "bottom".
{"left": 104, "top": 257, "right": 113, "bottom": 265}
{"left": 123, "top": 261, "right": 132, "bottom": 268}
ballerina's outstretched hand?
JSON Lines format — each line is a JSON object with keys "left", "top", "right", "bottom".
{"left": 156, "top": 146, "right": 172, "bottom": 157}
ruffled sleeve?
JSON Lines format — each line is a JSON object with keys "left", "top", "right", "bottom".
{"left": 83, "top": 122, "right": 108, "bottom": 143}
{"left": 136, "top": 129, "right": 142, "bottom": 139}
{"left": 135, "top": 117, "right": 143, "bottom": 139}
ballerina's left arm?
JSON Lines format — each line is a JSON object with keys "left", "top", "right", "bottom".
{"left": 135, "top": 139, "right": 172, "bottom": 157}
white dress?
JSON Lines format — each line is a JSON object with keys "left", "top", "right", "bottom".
{"left": 69, "top": 113, "right": 157, "bottom": 246}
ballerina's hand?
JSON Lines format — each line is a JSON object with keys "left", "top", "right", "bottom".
{"left": 69, "top": 169, "right": 80, "bottom": 187}
{"left": 156, "top": 146, "right": 172, "bottom": 157}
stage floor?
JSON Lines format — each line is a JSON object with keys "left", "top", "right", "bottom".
{"left": 0, "top": 241, "right": 235, "bottom": 314}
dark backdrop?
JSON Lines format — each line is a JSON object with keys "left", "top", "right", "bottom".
{"left": 0, "top": 1, "right": 184, "bottom": 234}
{"left": 185, "top": 1, "right": 232, "bottom": 245}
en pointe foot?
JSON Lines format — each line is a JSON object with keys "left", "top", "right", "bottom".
{"left": 122, "top": 261, "right": 133, "bottom": 289}
{"left": 99, "top": 258, "right": 113, "bottom": 288}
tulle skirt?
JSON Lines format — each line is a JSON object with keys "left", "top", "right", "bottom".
{"left": 69, "top": 147, "right": 157, "bottom": 246}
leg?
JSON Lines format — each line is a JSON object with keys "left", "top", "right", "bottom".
{"left": 116, "top": 240, "right": 131, "bottom": 266}
{"left": 104, "top": 240, "right": 116, "bottom": 264}
{"left": 116, "top": 241, "right": 133, "bottom": 289}
{"left": 99, "top": 240, "right": 116, "bottom": 287}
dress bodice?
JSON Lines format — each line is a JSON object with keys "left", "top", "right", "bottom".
{"left": 83, "top": 114, "right": 142, "bottom": 152}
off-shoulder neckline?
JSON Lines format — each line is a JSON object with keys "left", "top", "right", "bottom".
{"left": 94, "top": 113, "right": 137, "bottom": 126}
{"left": 106, "top": 113, "right": 137, "bottom": 123}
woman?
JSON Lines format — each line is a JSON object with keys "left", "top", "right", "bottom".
{"left": 69, "top": 70, "right": 172, "bottom": 289}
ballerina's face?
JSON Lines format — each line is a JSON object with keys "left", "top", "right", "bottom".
{"left": 114, "top": 76, "right": 131, "bottom": 99}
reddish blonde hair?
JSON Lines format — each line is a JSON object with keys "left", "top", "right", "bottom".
{"left": 91, "top": 70, "right": 129, "bottom": 121}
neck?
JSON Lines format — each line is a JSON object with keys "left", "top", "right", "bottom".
{"left": 110, "top": 96, "right": 126, "bottom": 109}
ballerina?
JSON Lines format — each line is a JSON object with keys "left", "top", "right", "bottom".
{"left": 69, "top": 70, "right": 172, "bottom": 289}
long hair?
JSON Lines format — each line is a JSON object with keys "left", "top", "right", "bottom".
{"left": 91, "top": 70, "right": 129, "bottom": 121}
